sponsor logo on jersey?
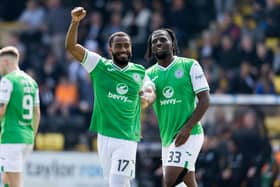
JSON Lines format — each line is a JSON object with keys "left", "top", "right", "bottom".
{"left": 175, "top": 69, "right": 184, "bottom": 78}
{"left": 132, "top": 73, "right": 141, "bottom": 82}
{"left": 108, "top": 92, "right": 129, "bottom": 102}
{"left": 162, "top": 86, "right": 174, "bottom": 98}
{"left": 107, "top": 83, "right": 131, "bottom": 103}
{"left": 116, "top": 83, "right": 128, "bottom": 95}
{"left": 160, "top": 86, "right": 182, "bottom": 105}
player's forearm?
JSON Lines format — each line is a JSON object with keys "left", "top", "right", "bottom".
{"left": 184, "top": 91, "right": 209, "bottom": 130}
{"left": 65, "top": 20, "right": 86, "bottom": 62}
{"left": 33, "top": 107, "right": 40, "bottom": 136}
{"left": 33, "top": 117, "right": 40, "bottom": 135}
{"left": 65, "top": 21, "right": 80, "bottom": 51}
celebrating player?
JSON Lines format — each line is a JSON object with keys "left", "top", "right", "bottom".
{"left": 65, "top": 7, "right": 154, "bottom": 187}
{"left": 144, "top": 28, "right": 210, "bottom": 187}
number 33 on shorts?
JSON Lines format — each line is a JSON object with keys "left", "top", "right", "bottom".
{"left": 167, "top": 151, "right": 182, "bottom": 163}
{"left": 166, "top": 150, "right": 193, "bottom": 168}
{"left": 162, "top": 134, "right": 204, "bottom": 171}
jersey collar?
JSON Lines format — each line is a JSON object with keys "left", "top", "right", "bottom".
{"left": 112, "top": 62, "right": 131, "bottom": 72}
{"left": 156, "top": 56, "right": 177, "bottom": 71}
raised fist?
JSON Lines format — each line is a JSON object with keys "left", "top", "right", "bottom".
{"left": 71, "top": 7, "right": 86, "bottom": 22}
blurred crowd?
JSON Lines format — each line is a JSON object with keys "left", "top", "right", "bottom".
{"left": 0, "top": 0, "right": 280, "bottom": 186}
{"left": 137, "top": 105, "right": 280, "bottom": 187}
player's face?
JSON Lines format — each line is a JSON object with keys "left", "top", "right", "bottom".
{"left": 151, "top": 30, "right": 173, "bottom": 60}
{"left": 110, "top": 36, "right": 132, "bottom": 66}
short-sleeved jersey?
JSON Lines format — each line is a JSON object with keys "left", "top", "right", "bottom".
{"left": 82, "top": 50, "right": 147, "bottom": 141}
{"left": 0, "top": 70, "right": 39, "bottom": 144}
{"left": 147, "top": 57, "right": 209, "bottom": 147}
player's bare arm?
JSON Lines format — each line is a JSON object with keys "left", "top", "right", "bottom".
{"left": 33, "top": 105, "right": 40, "bottom": 136}
{"left": 175, "top": 90, "right": 210, "bottom": 147}
{"left": 65, "top": 7, "right": 87, "bottom": 62}
{"left": 0, "top": 103, "right": 7, "bottom": 118}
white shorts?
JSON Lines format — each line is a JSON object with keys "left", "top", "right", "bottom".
{"left": 162, "top": 134, "right": 204, "bottom": 171}
{"left": 0, "top": 144, "right": 33, "bottom": 172}
{"left": 97, "top": 134, "right": 137, "bottom": 180}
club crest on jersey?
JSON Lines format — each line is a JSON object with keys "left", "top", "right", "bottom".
{"left": 175, "top": 69, "right": 184, "bottom": 78}
{"left": 162, "top": 86, "right": 174, "bottom": 98}
{"left": 116, "top": 83, "right": 128, "bottom": 95}
{"left": 132, "top": 73, "right": 141, "bottom": 82}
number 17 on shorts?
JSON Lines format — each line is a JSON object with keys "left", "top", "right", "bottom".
{"left": 111, "top": 157, "right": 136, "bottom": 178}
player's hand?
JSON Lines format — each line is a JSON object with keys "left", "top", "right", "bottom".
{"left": 140, "top": 86, "right": 155, "bottom": 109}
{"left": 174, "top": 126, "right": 192, "bottom": 147}
{"left": 140, "top": 95, "right": 149, "bottom": 109}
{"left": 71, "top": 7, "right": 86, "bottom": 22}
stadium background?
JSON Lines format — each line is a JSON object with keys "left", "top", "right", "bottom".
{"left": 0, "top": 0, "right": 280, "bottom": 186}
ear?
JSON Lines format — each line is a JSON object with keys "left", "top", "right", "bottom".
{"left": 108, "top": 46, "right": 113, "bottom": 56}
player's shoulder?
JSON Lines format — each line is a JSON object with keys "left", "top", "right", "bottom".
{"left": 95, "top": 56, "right": 110, "bottom": 66}
{"left": 146, "top": 63, "right": 157, "bottom": 74}
{"left": 101, "top": 57, "right": 111, "bottom": 63}
{"left": 21, "top": 71, "right": 39, "bottom": 87}
{"left": 176, "top": 56, "right": 197, "bottom": 65}
{"left": 176, "top": 56, "right": 200, "bottom": 71}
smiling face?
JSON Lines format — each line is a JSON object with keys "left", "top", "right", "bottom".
{"left": 151, "top": 30, "right": 174, "bottom": 60}
{"left": 109, "top": 35, "right": 132, "bottom": 66}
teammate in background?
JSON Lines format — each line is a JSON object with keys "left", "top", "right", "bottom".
{"left": 0, "top": 46, "right": 41, "bottom": 187}
{"left": 144, "top": 28, "right": 210, "bottom": 187}
{"left": 65, "top": 7, "right": 154, "bottom": 187}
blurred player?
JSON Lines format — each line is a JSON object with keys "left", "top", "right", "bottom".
{"left": 144, "top": 28, "right": 210, "bottom": 187}
{"left": 0, "top": 46, "right": 40, "bottom": 187}
{"left": 65, "top": 7, "right": 154, "bottom": 187}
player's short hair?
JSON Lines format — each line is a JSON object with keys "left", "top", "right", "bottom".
{"left": 145, "top": 28, "right": 179, "bottom": 60}
{"left": 0, "top": 46, "right": 20, "bottom": 60}
{"left": 108, "top": 32, "right": 131, "bottom": 47}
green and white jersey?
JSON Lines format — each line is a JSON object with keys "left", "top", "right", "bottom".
{"left": 147, "top": 57, "right": 209, "bottom": 147}
{"left": 0, "top": 70, "right": 39, "bottom": 144}
{"left": 82, "top": 50, "right": 149, "bottom": 141}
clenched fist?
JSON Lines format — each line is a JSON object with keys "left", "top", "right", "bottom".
{"left": 71, "top": 7, "right": 86, "bottom": 22}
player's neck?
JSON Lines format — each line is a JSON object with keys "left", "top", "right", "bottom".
{"left": 113, "top": 62, "right": 129, "bottom": 69}
{"left": 6, "top": 66, "right": 19, "bottom": 74}
{"left": 157, "top": 55, "right": 175, "bottom": 68}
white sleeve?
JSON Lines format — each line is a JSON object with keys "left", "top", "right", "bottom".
{"left": 190, "top": 61, "right": 209, "bottom": 94}
{"left": 0, "top": 78, "right": 13, "bottom": 104}
{"left": 141, "top": 75, "right": 155, "bottom": 91}
{"left": 34, "top": 89, "right": 40, "bottom": 106}
{"left": 81, "top": 49, "right": 102, "bottom": 73}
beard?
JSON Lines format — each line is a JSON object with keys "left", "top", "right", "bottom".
{"left": 154, "top": 51, "right": 172, "bottom": 60}
{"left": 112, "top": 52, "right": 131, "bottom": 66}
